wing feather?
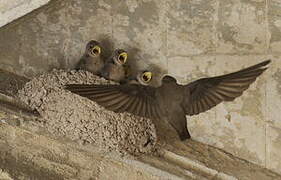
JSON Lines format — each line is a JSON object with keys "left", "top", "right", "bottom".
{"left": 184, "top": 60, "right": 270, "bottom": 116}
{"left": 114, "top": 95, "right": 138, "bottom": 112}
{"left": 66, "top": 83, "right": 162, "bottom": 119}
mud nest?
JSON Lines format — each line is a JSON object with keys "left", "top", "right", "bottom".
{"left": 18, "top": 69, "right": 157, "bottom": 155}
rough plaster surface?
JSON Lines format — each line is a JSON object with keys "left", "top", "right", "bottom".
{"left": 0, "top": 0, "right": 281, "bottom": 175}
{"left": 167, "top": 0, "right": 217, "bottom": 56}
{"left": 18, "top": 70, "right": 157, "bottom": 155}
{"left": 1, "top": 110, "right": 280, "bottom": 180}
{"left": 266, "top": 125, "right": 281, "bottom": 175}
{"left": 0, "top": 169, "right": 13, "bottom": 180}
{"left": 216, "top": 0, "right": 267, "bottom": 53}
{"left": 269, "top": 0, "right": 281, "bottom": 53}
{"left": 0, "top": 0, "right": 50, "bottom": 27}
{"left": 265, "top": 55, "right": 281, "bottom": 173}
{"left": 0, "top": 123, "right": 178, "bottom": 180}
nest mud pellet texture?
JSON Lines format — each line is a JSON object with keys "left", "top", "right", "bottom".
{"left": 18, "top": 70, "right": 157, "bottom": 155}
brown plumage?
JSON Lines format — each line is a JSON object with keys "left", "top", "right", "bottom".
{"left": 66, "top": 60, "right": 271, "bottom": 141}
{"left": 76, "top": 40, "right": 104, "bottom": 75}
{"left": 100, "top": 49, "right": 128, "bottom": 82}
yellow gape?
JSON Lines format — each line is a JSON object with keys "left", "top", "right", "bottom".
{"left": 142, "top": 71, "right": 152, "bottom": 83}
{"left": 118, "top": 52, "right": 128, "bottom": 64}
{"left": 91, "top": 46, "right": 101, "bottom": 56}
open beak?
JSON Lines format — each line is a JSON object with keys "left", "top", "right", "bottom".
{"left": 91, "top": 46, "right": 101, "bottom": 55}
{"left": 118, "top": 52, "right": 128, "bottom": 64}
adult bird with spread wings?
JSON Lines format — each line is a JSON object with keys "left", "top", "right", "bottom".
{"left": 66, "top": 60, "right": 271, "bottom": 140}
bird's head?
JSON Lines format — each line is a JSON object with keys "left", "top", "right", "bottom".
{"left": 113, "top": 49, "right": 128, "bottom": 66}
{"left": 85, "top": 40, "right": 101, "bottom": 57}
{"left": 136, "top": 71, "right": 153, "bottom": 86}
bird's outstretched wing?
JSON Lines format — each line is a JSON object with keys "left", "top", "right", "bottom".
{"left": 183, "top": 60, "right": 271, "bottom": 116}
{"left": 65, "top": 84, "right": 162, "bottom": 119}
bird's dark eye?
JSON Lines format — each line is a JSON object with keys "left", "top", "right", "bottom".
{"left": 118, "top": 52, "right": 127, "bottom": 64}
{"left": 91, "top": 46, "right": 101, "bottom": 55}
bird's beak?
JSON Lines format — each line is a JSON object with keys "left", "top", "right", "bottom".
{"left": 118, "top": 52, "right": 128, "bottom": 64}
{"left": 91, "top": 46, "right": 101, "bottom": 56}
{"left": 142, "top": 71, "right": 153, "bottom": 82}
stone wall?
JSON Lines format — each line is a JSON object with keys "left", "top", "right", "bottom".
{"left": 0, "top": 0, "right": 50, "bottom": 27}
{"left": 0, "top": 0, "right": 280, "bottom": 175}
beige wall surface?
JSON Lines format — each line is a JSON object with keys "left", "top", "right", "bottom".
{"left": 0, "top": 0, "right": 50, "bottom": 27}
{"left": 0, "top": 0, "right": 280, "bottom": 175}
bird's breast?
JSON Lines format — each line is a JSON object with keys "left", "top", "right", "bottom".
{"left": 155, "top": 85, "right": 184, "bottom": 114}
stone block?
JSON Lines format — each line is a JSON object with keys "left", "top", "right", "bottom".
{"left": 167, "top": 0, "right": 217, "bottom": 56}
{"left": 266, "top": 125, "right": 281, "bottom": 175}
{"left": 216, "top": 0, "right": 267, "bottom": 54}
{"left": 268, "top": 0, "right": 281, "bottom": 53}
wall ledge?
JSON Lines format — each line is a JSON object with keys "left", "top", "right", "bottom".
{"left": 0, "top": 0, "right": 50, "bottom": 27}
